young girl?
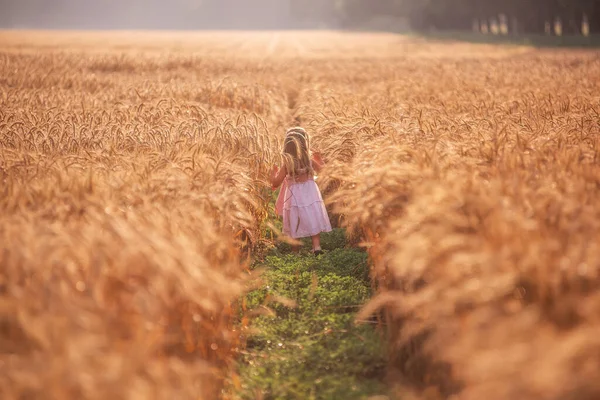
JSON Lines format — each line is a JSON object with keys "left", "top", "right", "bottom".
{"left": 271, "top": 128, "right": 331, "bottom": 256}
{"left": 275, "top": 127, "right": 312, "bottom": 218}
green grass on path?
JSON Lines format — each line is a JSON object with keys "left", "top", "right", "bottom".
{"left": 229, "top": 228, "right": 389, "bottom": 400}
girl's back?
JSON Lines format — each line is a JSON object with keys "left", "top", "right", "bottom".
{"left": 283, "top": 133, "right": 314, "bottom": 182}
{"left": 270, "top": 127, "right": 331, "bottom": 255}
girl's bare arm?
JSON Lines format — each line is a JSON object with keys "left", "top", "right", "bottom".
{"left": 271, "top": 165, "right": 287, "bottom": 189}
{"left": 312, "top": 151, "right": 324, "bottom": 173}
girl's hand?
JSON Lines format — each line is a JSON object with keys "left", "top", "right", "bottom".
{"left": 312, "top": 151, "right": 324, "bottom": 165}
{"left": 270, "top": 165, "right": 279, "bottom": 190}
{"left": 311, "top": 151, "right": 325, "bottom": 173}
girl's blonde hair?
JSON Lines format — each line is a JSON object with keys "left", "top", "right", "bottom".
{"left": 282, "top": 127, "right": 313, "bottom": 178}
{"left": 285, "top": 126, "right": 310, "bottom": 148}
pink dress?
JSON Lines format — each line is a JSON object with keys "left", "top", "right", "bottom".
{"left": 280, "top": 173, "right": 332, "bottom": 239}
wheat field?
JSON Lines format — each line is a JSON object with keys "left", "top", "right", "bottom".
{"left": 1, "top": 30, "right": 599, "bottom": 400}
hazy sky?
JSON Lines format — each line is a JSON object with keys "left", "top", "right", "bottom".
{"left": 0, "top": 0, "right": 327, "bottom": 29}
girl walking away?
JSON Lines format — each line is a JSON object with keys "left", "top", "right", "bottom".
{"left": 271, "top": 128, "right": 332, "bottom": 256}
{"left": 275, "top": 127, "right": 311, "bottom": 218}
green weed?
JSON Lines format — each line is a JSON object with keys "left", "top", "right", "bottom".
{"left": 235, "top": 229, "right": 388, "bottom": 400}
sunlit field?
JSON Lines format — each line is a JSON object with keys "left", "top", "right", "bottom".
{"left": 1, "top": 30, "right": 599, "bottom": 400}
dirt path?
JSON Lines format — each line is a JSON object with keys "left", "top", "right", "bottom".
{"left": 267, "top": 33, "right": 280, "bottom": 56}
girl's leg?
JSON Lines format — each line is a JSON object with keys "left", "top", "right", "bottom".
{"left": 311, "top": 234, "right": 322, "bottom": 254}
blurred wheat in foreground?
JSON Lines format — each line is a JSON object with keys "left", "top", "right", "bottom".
{"left": 1, "top": 31, "right": 600, "bottom": 400}
{"left": 0, "top": 32, "right": 285, "bottom": 399}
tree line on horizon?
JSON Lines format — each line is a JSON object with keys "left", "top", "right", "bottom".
{"left": 339, "top": 0, "right": 600, "bottom": 35}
